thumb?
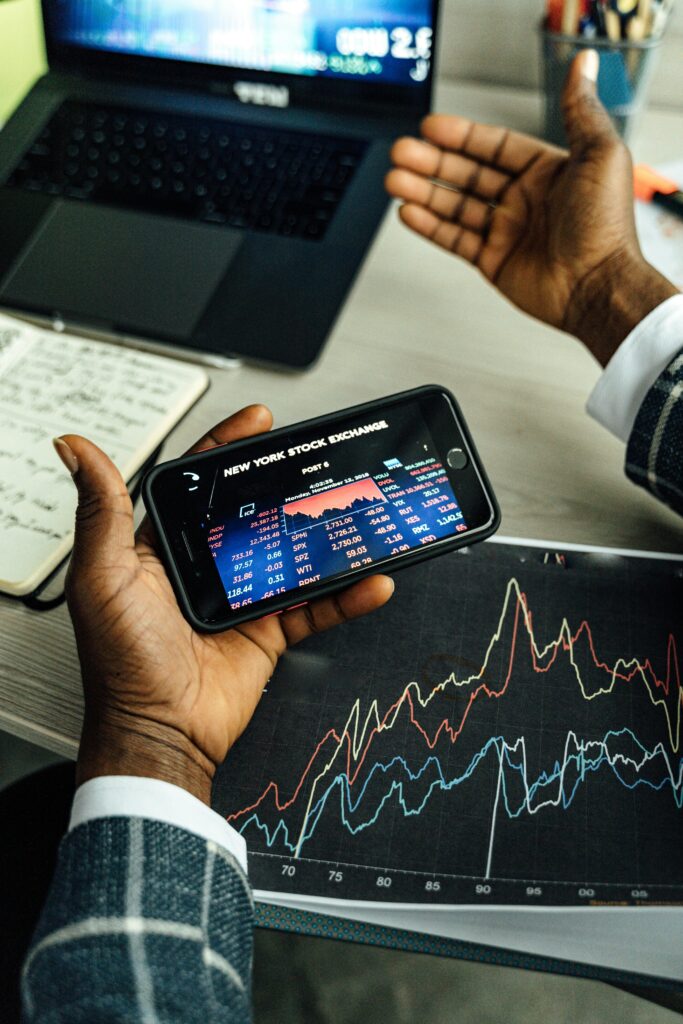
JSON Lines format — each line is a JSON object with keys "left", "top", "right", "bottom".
{"left": 561, "top": 50, "right": 619, "bottom": 154}
{"left": 54, "top": 434, "right": 135, "bottom": 572}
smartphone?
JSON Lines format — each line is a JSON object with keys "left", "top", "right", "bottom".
{"left": 143, "top": 386, "right": 500, "bottom": 632}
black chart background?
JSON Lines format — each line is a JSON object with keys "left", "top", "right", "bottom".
{"left": 213, "top": 541, "right": 683, "bottom": 907}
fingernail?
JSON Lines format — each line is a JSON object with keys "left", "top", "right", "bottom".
{"left": 53, "top": 437, "right": 78, "bottom": 475}
{"left": 582, "top": 49, "right": 599, "bottom": 83}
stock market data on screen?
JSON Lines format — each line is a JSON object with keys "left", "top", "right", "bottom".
{"left": 51, "top": 0, "right": 434, "bottom": 86}
{"left": 213, "top": 540, "right": 683, "bottom": 908}
{"left": 204, "top": 411, "right": 468, "bottom": 609}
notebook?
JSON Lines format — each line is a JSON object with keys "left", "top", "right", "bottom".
{"left": 0, "top": 312, "right": 208, "bottom": 597}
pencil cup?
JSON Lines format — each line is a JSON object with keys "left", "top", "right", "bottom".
{"left": 540, "top": 26, "right": 661, "bottom": 146}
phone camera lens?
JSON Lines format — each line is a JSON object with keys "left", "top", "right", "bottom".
{"left": 447, "top": 448, "right": 468, "bottom": 470}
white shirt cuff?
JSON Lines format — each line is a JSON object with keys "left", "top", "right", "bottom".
{"left": 69, "top": 776, "right": 248, "bottom": 875}
{"left": 586, "top": 294, "right": 683, "bottom": 443}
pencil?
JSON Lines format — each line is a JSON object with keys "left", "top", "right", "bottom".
{"left": 605, "top": 7, "right": 622, "bottom": 39}
{"left": 627, "top": 15, "right": 646, "bottom": 74}
{"left": 561, "top": 0, "right": 581, "bottom": 34}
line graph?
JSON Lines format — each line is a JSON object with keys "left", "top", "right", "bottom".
{"left": 282, "top": 477, "right": 385, "bottom": 534}
{"left": 213, "top": 540, "right": 683, "bottom": 906}
{"left": 236, "top": 729, "right": 683, "bottom": 855}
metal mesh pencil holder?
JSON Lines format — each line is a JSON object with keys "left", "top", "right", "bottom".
{"left": 540, "top": 25, "right": 662, "bottom": 146}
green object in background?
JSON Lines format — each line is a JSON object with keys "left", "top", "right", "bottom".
{"left": 0, "top": 0, "right": 46, "bottom": 125}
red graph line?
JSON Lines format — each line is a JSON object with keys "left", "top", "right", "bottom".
{"left": 228, "top": 581, "right": 681, "bottom": 824}
{"left": 524, "top": 598, "right": 677, "bottom": 696}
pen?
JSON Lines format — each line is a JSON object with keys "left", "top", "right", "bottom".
{"left": 591, "top": 0, "right": 607, "bottom": 34}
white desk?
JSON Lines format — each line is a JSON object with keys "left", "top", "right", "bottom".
{"left": 1, "top": 80, "right": 681, "bottom": 760}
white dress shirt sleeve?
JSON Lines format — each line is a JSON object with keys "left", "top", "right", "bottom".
{"left": 69, "top": 776, "right": 248, "bottom": 874}
{"left": 586, "top": 294, "right": 683, "bottom": 443}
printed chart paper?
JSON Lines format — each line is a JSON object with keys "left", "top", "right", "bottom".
{"left": 213, "top": 537, "right": 683, "bottom": 977}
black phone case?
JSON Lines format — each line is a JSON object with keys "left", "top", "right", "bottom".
{"left": 142, "top": 385, "right": 501, "bottom": 633}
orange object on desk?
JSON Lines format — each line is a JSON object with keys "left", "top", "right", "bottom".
{"left": 633, "top": 164, "right": 680, "bottom": 202}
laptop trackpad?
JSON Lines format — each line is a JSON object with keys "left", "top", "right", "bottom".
{"left": 0, "top": 202, "right": 242, "bottom": 341}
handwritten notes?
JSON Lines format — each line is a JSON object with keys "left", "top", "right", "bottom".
{"left": 0, "top": 314, "right": 207, "bottom": 595}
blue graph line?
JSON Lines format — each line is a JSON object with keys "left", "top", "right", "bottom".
{"left": 239, "top": 728, "right": 683, "bottom": 854}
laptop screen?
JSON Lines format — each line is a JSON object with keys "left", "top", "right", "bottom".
{"left": 47, "top": 1, "right": 434, "bottom": 89}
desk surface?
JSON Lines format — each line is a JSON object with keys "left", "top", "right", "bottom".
{"left": 1, "top": 80, "right": 682, "bottom": 759}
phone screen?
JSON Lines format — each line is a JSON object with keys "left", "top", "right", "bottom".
{"left": 210, "top": 403, "right": 466, "bottom": 609}
{"left": 146, "top": 389, "right": 497, "bottom": 627}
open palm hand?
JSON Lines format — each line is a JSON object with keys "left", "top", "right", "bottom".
{"left": 386, "top": 53, "right": 641, "bottom": 338}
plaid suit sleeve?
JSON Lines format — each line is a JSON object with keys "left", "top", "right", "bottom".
{"left": 625, "top": 347, "right": 683, "bottom": 516}
{"left": 21, "top": 817, "right": 254, "bottom": 1023}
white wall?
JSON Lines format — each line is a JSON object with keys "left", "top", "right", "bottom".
{"left": 436, "top": 0, "right": 683, "bottom": 110}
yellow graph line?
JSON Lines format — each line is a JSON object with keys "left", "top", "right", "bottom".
{"left": 292, "top": 577, "right": 680, "bottom": 856}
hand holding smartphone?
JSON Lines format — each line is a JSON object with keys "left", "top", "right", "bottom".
{"left": 143, "top": 386, "right": 500, "bottom": 632}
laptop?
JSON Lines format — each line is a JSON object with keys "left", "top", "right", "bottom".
{"left": 0, "top": 1, "right": 439, "bottom": 370}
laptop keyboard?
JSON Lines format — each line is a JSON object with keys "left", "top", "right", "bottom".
{"left": 6, "top": 100, "right": 368, "bottom": 242}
